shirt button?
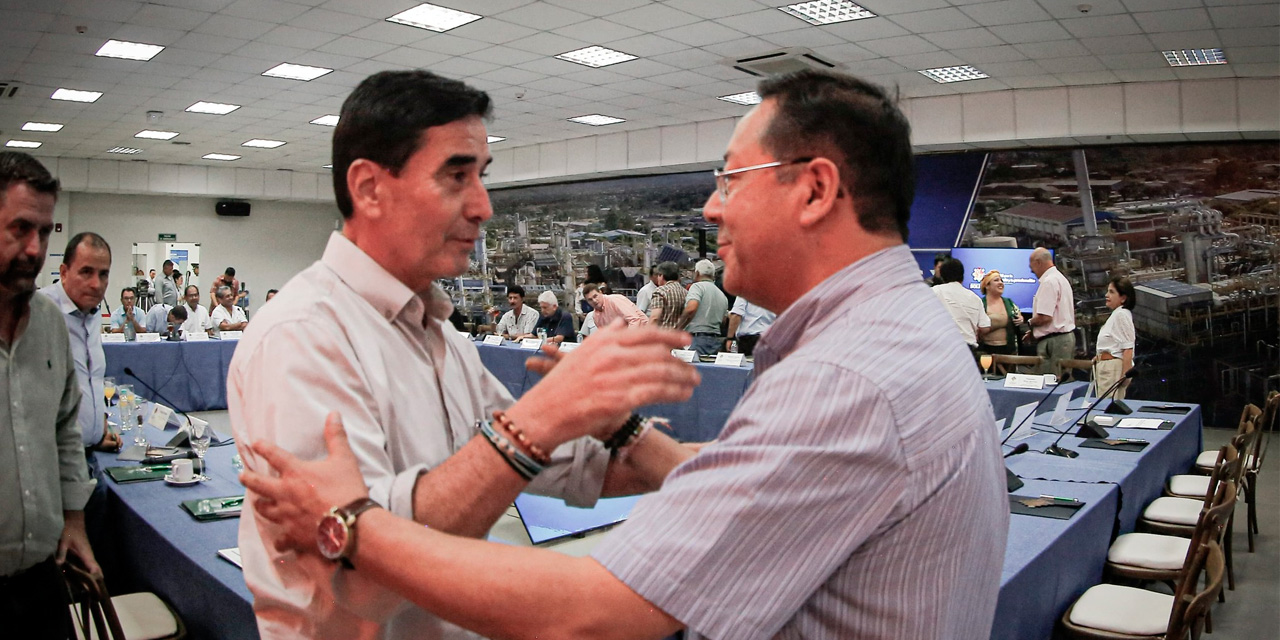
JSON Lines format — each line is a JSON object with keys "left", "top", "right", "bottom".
{"left": 17, "top": 445, "right": 24, "bottom": 453}
{"left": 23, "top": 490, "right": 30, "bottom": 497}
{"left": 26, "top": 532, "right": 33, "bottom": 539}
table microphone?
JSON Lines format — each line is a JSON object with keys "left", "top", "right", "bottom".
{"left": 1000, "top": 375, "right": 1067, "bottom": 448}
{"left": 1044, "top": 367, "right": 1139, "bottom": 457}
{"left": 1003, "top": 442, "right": 1031, "bottom": 492}
{"left": 1004, "top": 443, "right": 1030, "bottom": 458}
{"left": 122, "top": 366, "right": 194, "bottom": 434}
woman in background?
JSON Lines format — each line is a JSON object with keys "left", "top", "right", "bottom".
{"left": 977, "top": 270, "right": 1023, "bottom": 356}
{"left": 1093, "top": 275, "right": 1136, "bottom": 399}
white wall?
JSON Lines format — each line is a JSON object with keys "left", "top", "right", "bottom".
{"left": 61, "top": 192, "right": 340, "bottom": 308}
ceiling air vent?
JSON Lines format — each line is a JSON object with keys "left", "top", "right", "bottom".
{"left": 728, "top": 48, "right": 839, "bottom": 77}
{"left": 0, "top": 82, "right": 22, "bottom": 99}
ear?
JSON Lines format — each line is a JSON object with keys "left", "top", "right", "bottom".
{"left": 58, "top": 262, "right": 69, "bottom": 280}
{"left": 346, "top": 159, "right": 386, "bottom": 221}
{"left": 795, "top": 157, "right": 842, "bottom": 229}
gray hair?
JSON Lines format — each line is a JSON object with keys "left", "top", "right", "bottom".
{"left": 216, "top": 285, "right": 234, "bottom": 298}
{"left": 655, "top": 261, "right": 680, "bottom": 282}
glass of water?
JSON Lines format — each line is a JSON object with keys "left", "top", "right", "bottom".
{"left": 189, "top": 420, "right": 212, "bottom": 459}
{"left": 117, "top": 385, "right": 134, "bottom": 437}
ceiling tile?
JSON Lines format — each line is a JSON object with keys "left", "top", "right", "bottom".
{"left": 659, "top": 21, "right": 749, "bottom": 48}
{"left": 290, "top": 8, "right": 376, "bottom": 34}
{"left": 1037, "top": 55, "right": 1106, "bottom": 74}
{"left": 1216, "top": 27, "right": 1280, "bottom": 48}
{"left": 957, "top": 1, "right": 1051, "bottom": 27}
{"left": 503, "top": 32, "right": 588, "bottom": 56}
{"left": 889, "top": 8, "right": 980, "bottom": 33}
{"left": 60, "top": 0, "right": 143, "bottom": 23}
{"left": 860, "top": 35, "right": 939, "bottom": 57}
{"left": 1101, "top": 52, "right": 1166, "bottom": 70}
{"left": 316, "top": 36, "right": 399, "bottom": 59}
{"left": 233, "top": 41, "right": 307, "bottom": 63}
{"left": 606, "top": 3, "right": 703, "bottom": 32}
{"left": 1060, "top": 14, "right": 1143, "bottom": 38}
{"left": 609, "top": 59, "right": 682, "bottom": 79}
{"left": 111, "top": 24, "right": 188, "bottom": 45}
{"left": 820, "top": 18, "right": 910, "bottom": 41}
{"left": 1207, "top": 4, "right": 1280, "bottom": 29}
{"left": 989, "top": 21, "right": 1072, "bottom": 44}
{"left": 372, "top": 46, "right": 451, "bottom": 69}
{"left": 952, "top": 44, "right": 1028, "bottom": 64}
{"left": 549, "top": 18, "right": 641, "bottom": 43}
{"left": 1079, "top": 35, "right": 1155, "bottom": 55}
{"left": 605, "top": 33, "right": 690, "bottom": 57}
{"left": 660, "top": 0, "right": 767, "bottom": 20}
{"left": 259, "top": 25, "right": 340, "bottom": 50}
{"left": 859, "top": 0, "right": 951, "bottom": 15}
{"left": 406, "top": 33, "right": 492, "bottom": 56}
{"left": 222, "top": 0, "right": 312, "bottom": 23}
{"left": 1146, "top": 29, "right": 1221, "bottom": 50}
{"left": 495, "top": 3, "right": 591, "bottom": 30}
{"left": 195, "top": 14, "right": 275, "bottom": 40}
{"left": 475, "top": 66, "right": 548, "bottom": 86}
{"left": 469, "top": 45, "right": 545, "bottom": 66}
{"left": 1039, "top": 0, "right": 1127, "bottom": 19}
{"left": 978, "top": 60, "right": 1047, "bottom": 77}
{"left": 717, "top": 9, "right": 805, "bottom": 36}
{"left": 1013, "top": 39, "right": 1092, "bottom": 59}
{"left": 171, "top": 31, "right": 250, "bottom": 54}
{"left": 128, "top": 3, "right": 211, "bottom": 30}
{"left": 1121, "top": 0, "right": 1201, "bottom": 10}
{"left": 1133, "top": 9, "right": 1214, "bottom": 33}
{"left": 1225, "top": 45, "right": 1280, "bottom": 65}
{"left": 812, "top": 42, "right": 880, "bottom": 63}
{"left": 922, "top": 27, "right": 1004, "bottom": 50}
{"left": 761, "top": 26, "right": 847, "bottom": 48}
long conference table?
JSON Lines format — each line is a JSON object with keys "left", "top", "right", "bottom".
{"left": 99, "top": 339, "right": 1197, "bottom": 640}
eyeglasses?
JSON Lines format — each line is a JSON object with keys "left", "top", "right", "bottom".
{"left": 712, "top": 158, "right": 812, "bottom": 204}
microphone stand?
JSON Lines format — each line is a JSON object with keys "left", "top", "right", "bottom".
{"left": 1044, "top": 367, "right": 1137, "bottom": 457}
{"left": 122, "top": 366, "right": 195, "bottom": 441}
{"left": 1000, "top": 376, "right": 1066, "bottom": 448}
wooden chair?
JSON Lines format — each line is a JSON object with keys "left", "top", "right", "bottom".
{"left": 1059, "top": 539, "right": 1225, "bottom": 640}
{"left": 1243, "top": 392, "right": 1277, "bottom": 551}
{"left": 1192, "top": 404, "right": 1263, "bottom": 474}
{"left": 1057, "top": 358, "right": 1095, "bottom": 383}
{"left": 991, "top": 354, "right": 1042, "bottom": 376}
{"left": 63, "top": 559, "right": 185, "bottom": 640}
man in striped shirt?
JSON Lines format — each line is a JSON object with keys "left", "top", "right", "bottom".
{"left": 242, "top": 69, "right": 1009, "bottom": 640}
{"left": 645, "top": 261, "right": 686, "bottom": 329}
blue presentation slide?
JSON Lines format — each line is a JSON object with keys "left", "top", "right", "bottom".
{"left": 949, "top": 247, "right": 1051, "bottom": 312}
{"left": 514, "top": 494, "right": 642, "bottom": 545}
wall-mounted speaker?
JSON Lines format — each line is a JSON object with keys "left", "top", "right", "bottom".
{"left": 216, "top": 200, "right": 250, "bottom": 217}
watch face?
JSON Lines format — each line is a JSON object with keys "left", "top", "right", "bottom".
{"left": 317, "top": 514, "right": 348, "bottom": 560}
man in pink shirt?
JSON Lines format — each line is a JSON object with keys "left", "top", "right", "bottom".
{"left": 1026, "top": 247, "right": 1076, "bottom": 374}
{"left": 582, "top": 282, "right": 649, "bottom": 329}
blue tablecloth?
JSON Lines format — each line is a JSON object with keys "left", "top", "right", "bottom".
{"left": 104, "top": 341, "right": 239, "bottom": 413}
{"left": 985, "top": 379, "right": 1089, "bottom": 423}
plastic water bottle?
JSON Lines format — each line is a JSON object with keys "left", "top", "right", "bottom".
{"left": 124, "top": 317, "right": 136, "bottom": 342}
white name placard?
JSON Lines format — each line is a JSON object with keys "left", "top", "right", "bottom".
{"left": 219, "top": 331, "right": 243, "bottom": 340}
{"left": 148, "top": 404, "right": 174, "bottom": 429}
{"left": 186, "top": 332, "right": 209, "bottom": 342}
{"left": 1004, "top": 373, "right": 1045, "bottom": 390}
{"left": 556, "top": 342, "right": 579, "bottom": 353}
{"left": 520, "top": 338, "right": 543, "bottom": 350}
{"left": 483, "top": 335, "right": 504, "bottom": 346}
{"left": 713, "top": 352, "right": 745, "bottom": 367}
{"left": 102, "top": 333, "right": 126, "bottom": 343}
{"left": 670, "top": 349, "right": 697, "bottom": 363}
{"left": 136, "top": 332, "right": 162, "bottom": 343}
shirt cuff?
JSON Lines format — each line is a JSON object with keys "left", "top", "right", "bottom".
{"left": 61, "top": 477, "right": 97, "bottom": 511}
{"left": 383, "top": 464, "right": 430, "bottom": 519}
{"left": 526, "top": 437, "right": 609, "bottom": 508}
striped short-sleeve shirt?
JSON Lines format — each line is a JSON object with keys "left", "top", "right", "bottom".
{"left": 592, "top": 244, "right": 1009, "bottom": 640}
{"left": 648, "top": 281, "right": 687, "bottom": 328}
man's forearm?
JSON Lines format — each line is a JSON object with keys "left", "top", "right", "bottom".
{"left": 601, "top": 430, "right": 692, "bottom": 496}
{"left": 1029, "top": 313, "right": 1051, "bottom": 327}
{"left": 409, "top": 436, "right": 533, "bottom": 538}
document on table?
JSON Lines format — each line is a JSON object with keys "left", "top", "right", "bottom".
{"left": 217, "top": 547, "right": 242, "bottom": 569}
{"left": 1117, "top": 418, "right": 1165, "bottom": 430}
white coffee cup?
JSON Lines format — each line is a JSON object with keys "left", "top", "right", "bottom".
{"left": 171, "top": 459, "right": 194, "bottom": 482}
{"left": 1042, "top": 374, "right": 1058, "bottom": 385}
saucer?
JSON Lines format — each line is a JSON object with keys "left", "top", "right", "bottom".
{"left": 164, "top": 474, "right": 201, "bottom": 486}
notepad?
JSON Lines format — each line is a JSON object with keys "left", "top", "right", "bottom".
{"left": 1117, "top": 418, "right": 1165, "bottom": 430}
{"left": 217, "top": 548, "right": 242, "bottom": 569}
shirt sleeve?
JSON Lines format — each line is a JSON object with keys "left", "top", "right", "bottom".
{"left": 56, "top": 333, "right": 95, "bottom": 511}
{"left": 1032, "top": 276, "right": 1058, "bottom": 318}
{"left": 495, "top": 312, "right": 513, "bottom": 335}
{"left": 1115, "top": 310, "right": 1135, "bottom": 351}
{"left": 731, "top": 296, "right": 746, "bottom": 316}
{"left": 687, "top": 283, "right": 705, "bottom": 303}
{"left": 976, "top": 298, "right": 991, "bottom": 329}
{"left": 591, "top": 361, "right": 907, "bottom": 640}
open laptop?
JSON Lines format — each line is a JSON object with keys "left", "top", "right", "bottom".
{"left": 512, "top": 493, "right": 642, "bottom": 545}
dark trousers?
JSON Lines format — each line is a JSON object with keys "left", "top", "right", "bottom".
{"left": 736, "top": 334, "right": 761, "bottom": 356}
{"left": 1, "top": 556, "right": 72, "bottom": 639}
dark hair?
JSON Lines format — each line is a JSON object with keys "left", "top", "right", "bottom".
{"left": 655, "top": 261, "right": 680, "bottom": 282}
{"left": 939, "top": 258, "right": 965, "bottom": 284}
{"left": 184, "top": 285, "right": 200, "bottom": 296}
{"left": 582, "top": 282, "right": 600, "bottom": 296}
{"left": 0, "top": 151, "right": 59, "bottom": 203}
{"left": 169, "top": 305, "right": 188, "bottom": 322}
{"left": 63, "top": 232, "right": 111, "bottom": 266}
{"left": 933, "top": 251, "right": 950, "bottom": 266}
{"left": 267, "top": 288, "right": 278, "bottom": 295}
{"left": 224, "top": 267, "right": 236, "bottom": 277}
{"left": 162, "top": 259, "right": 173, "bottom": 268}
{"left": 508, "top": 284, "right": 525, "bottom": 299}
{"left": 757, "top": 69, "right": 915, "bottom": 240}
{"left": 649, "top": 265, "right": 659, "bottom": 275}
{"left": 332, "top": 70, "right": 493, "bottom": 219}
{"left": 1110, "top": 275, "right": 1136, "bottom": 310}
{"left": 120, "top": 287, "right": 138, "bottom": 298}
{"left": 585, "top": 264, "right": 606, "bottom": 285}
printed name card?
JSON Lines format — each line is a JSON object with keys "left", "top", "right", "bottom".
{"left": 1004, "top": 373, "right": 1045, "bottom": 390}
{"left": 219, "top": 331, "right": 243, "bottom": 340}
{"left": 713, "top": 352, "right": 745, "bottom": 367}
{"left": 483, "top": 335, "right": 504, "bottom": 346}
{"left": 671, "top": 349, "right": 697, "bottom": 363}
{"left": 186, "top": 332, "right": 209, "bottom": 342}
{"left": 519, "top": 338, "right": 543, "bottom": 350}
{"left": 102, "top": 333, "right": 126, "bottom": 343}
{"left": 148, "top": 404, "right": 174, "bottom": 429}
{"left": 136, "top": 332, "right": 162, "bottom": 343}
{"left": 557, "top": 342, "right": 579, "bottom": 353}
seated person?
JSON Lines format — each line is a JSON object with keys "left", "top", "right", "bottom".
{"left": 577, "top": 310, "right": 597, "bottom": 340}
{"left": 533, "top": 291, "right": 575, "bottom": 344}
{"left": 583, "top": 282, "right": 649, "bottom": 328}
{"left": 110, "top": 287, "right": 147, "bottom": 334}
{"left": 211, "top": 285, "right": 249, "bottom": 336}
{"left": 163, "top": 305, "right": 188, "bottom": 339}
{"left": 145, "top": 301, "right": 172, "bottom": 334}
{"left": 494, "top": 285, "right": 539, "bottom": 340}
{"left": 179, "top": 284, "right": 212, "bottom": 337}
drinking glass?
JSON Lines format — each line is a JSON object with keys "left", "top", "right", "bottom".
{"left": 979, "top": 354, "right": 993, "bottom": 375}
{"left": 189, "top": 420, "right": 211, "bottom": 459}
{"left": 103, "top": 377, "right": 116, "bottom": 405}
{"left": 117, "top": 385, "right": 134, "bottom": 437}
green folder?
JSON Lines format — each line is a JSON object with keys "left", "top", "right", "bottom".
{"left": 105, "top": 464, "right": 172, "bottom": 484}
{"left": 181, "top": 495, "right": 245, "bottom": 521}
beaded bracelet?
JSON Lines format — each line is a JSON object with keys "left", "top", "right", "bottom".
{"left": 492, "top": 410, "right": 552, "bottom": 466}
{"left": 603, "top": 414, "right": 647, "bottom": 451}
{"left": 477, "top": 419, "right": 542, "bottom": 481}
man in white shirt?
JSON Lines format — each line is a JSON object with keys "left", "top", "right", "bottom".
{"left": 725, "top": 296, "right": 776, "bottom": 356}
{"left": 493, "top": 285, "right": 538, "bottom": 340}
{"left": 932, "top": 258, "right": 991, "bottom": 356}
{"left": 178, "top": 285, "right": 211, "bottom": 338}
{"left": 1027, "top": 247, "right": 1076, "bottom": 374}
{"left": 634, "top": 265, "right": 659, "bottom": 315}
{"left": 210, "top": 285, "right": 248, "bottom": 336}
{"left": 228, "top": 69, "right": 699, "bottom": 640}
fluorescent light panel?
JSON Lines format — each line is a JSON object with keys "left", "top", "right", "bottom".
{"left": 568, "top": 114, "right": 625, "bottom": 126}
{"left": 717, "top": 92, "right": 761, "bottom": 106}
{"left": 779, "top": 1, "right": 875, "bottom": 26}
{"left": 310, "top": 114, "right": 340, "bottom": 126}
{"left": 51, "top": 88, "right": 102, "bottom": 103}
{"left": 22, "top": 122, "right": 64, "bottom": 132}
{"left": 95, "top": 39, "right": 164, "bottom": 61}
{"left": 386, "top": 3, "right": 482, "bottom": 32}
{"left": 202, "top": 153, "right": 240, "bottom": 161}
{"left": 262, "top": 63, "right": 332, "bottom": 81}
{"left": 186, "top": 101, "right": 240, "bottom": 115}
{"left": 107, "top": 147, "right": 142, "bottom": 154}
{"left": 487, "top": 135, "right": 506, "bottom": 143}
{"left": 919, "top": 65, "right": 989, "bottom": 83}
{"left": 242, "top": 139, "right": 286, "bottom": 149}
{"left": 6, "top": 140, "right": 41, "bottom": 148}
{"left": 135, "top": 130, "right": 179, "bottom": 140}
{"left": 555, "top": 46, "right": 636, "bottom": 68}
{"left": 1163, "top": 48, "right": 1227, "bottom": 67}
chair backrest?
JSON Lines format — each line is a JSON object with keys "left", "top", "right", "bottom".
{"left": 992, "top": 354, "right": 1042, "bottom": 376}
{"left": 1252, "top": 391, "right": 1278, "bottom": 471}
{"left": 1228, "top": 413, "right": 1260, "bottom": 488}
{"left": 1055, "top": 359, "right": 1094, "bottom": 382}
{"left": 1167, "top": 539, "right": 1226, "bottom": 640}
{"left": 63, "top": 560, "right": 126, "bottom": 640}
{"left": 1201, "top": 443, "right": 1240, "bottom": 508}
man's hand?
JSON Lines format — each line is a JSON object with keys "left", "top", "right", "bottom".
{"left": 240, "top": 412, "right": 368, "bottom": 555}
{"left": 94, "top": 429, "right": 121, "bottom": 452}
{"left": 58, "top": 511, "right": 100, "bottom": 577}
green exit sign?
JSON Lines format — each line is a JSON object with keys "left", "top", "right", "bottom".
{"left": 158, "top": 233, "right": 177, "bottom": 241}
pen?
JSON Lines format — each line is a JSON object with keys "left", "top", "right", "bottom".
{"left": 1114, "top": 438, "right": 1148, "bottom": 444}
{"left": 1038, "top": 494, "right": 1080, "bottom": 503}
{"left": 220, "top": 497, "right": 245, "bottom": 508}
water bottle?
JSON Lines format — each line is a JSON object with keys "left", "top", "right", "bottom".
{"left": 124, "top": 316, "right": 136, "bottom": 342}
{"left": 537, "top": 328, "right": 547, "bottom": 341}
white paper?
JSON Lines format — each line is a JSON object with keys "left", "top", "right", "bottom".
{"left": 1117, "top": 418, "right": 1165, "bottom": 430}
{"left": 556, "top": 342, "right": 579, "bottom": 353}
{"left": 136, "top": 332, "right": 162, "bottom": 343}
{"left": 217, "top": 547, "right": 243, "bottom": 569}
{"left": 1007, "top": 402, "right": 1038, "bottom": 441}
{"left": 713, "top": 352, "right": 745, "bottom": 367}
{"left": 148, "top": 404, "right": 174, "bottom": 429}
{"left": 670, "top": 349, "right": 697, "bottom": 363}
{"left": 186, "top": 332, "right": 209, "bottom": 342}
{"left": 457, "top": 331, "right": 471, "bottom": 339}
{"left": 102, "top": 333, "right": 126, "bottom": 343}
{"left": 483, "top": 335, "right": 504, "bottom": 346}
{"left": 519, "top": 338, "right": 543, "bottom": 350}
{"left": 219, "top": 331, "right": 243, "bottom": 340}
{"left": 1004, "top": 373, "right": 1045, "bottom": 390}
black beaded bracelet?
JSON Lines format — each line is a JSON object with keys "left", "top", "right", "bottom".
{"left": 603, "top": 414, "right": 645, "bottom": 451}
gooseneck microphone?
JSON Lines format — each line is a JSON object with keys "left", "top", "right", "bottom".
{"left": 122, "top": 366, "right": 193, "bottom": 430}
{"left": 1004, "top": 443, "right": 1030, "bottom": 458}
{"left": 1000, "top": 375, "right": 1067, "bottom": 447}
{"left": 1044, "top": 367, "right": 1140, "bottom": 458}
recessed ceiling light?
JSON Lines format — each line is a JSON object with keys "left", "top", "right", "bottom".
{"left": 487, "top": 135, "right": 506, "bottom": 143}
{"left": 919, "top": 65, "right": 990, "bottom": 83}
{"left": 779, "top": 1, "right": 876, "bottom": 26}
{"left": 310, "top": 114, "right": 340, "bottom": 126}
{"left": 568, "top": 114, "right": 625, "bottom": 126}
{"left": 135, "top": 130, "right": 179, "bottom": 140}
{"left": 1163, "top": 48, "right": 1227, "bottom": 67}
{"left": 95, "top": 39, "right": 165, "bottom": 61}
{"left": 22, "top": 122, "right": 64, "bottom": 132}
{"left": 386, "top": 3, "right": 482, "bottom": 32}
{"left": 186, "top": 101, "right": 241, "bottom": 115}
{"left": 202, "top": 153, "right": 240, "bottom": 161}
{"left": 51, "top": 88, "right": 103, "bottom": 103}
{"left": 717, "top": 92, "right": 761, "bottom": 106}
{"left": 107, "top": 147, "right": 142, "bottom": 154}
{"left": 6, "top": 140, "right": 41, "bottom": 149}
{"left": 242, "top": 139, "right": 286, "bottom": 149}
{"left": 555, "top": 46, "right": 637, "bottom": 68}
{"left": 262, "top": 63, "right": 333, "bottom": 81}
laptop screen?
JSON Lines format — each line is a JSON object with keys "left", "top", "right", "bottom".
{"left": 513, "top": 493, "right": 642, "bottom": 545}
